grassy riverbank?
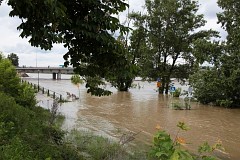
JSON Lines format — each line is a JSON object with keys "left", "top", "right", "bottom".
{"left": 0, "top": 58, "right": 146, "bottom": 159}
{"left": 0, "top": 90, "right": 148, "bottom": 160}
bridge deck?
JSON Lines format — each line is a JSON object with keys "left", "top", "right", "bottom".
{"left": 16, "top": 67, "right": 74, "bottom": 74}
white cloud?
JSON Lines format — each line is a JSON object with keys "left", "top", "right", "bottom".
{"left": 198, "top": 0, "right": 222, "bottom": 20}
{"left": 0, "top": 0, "right": 227, "bottom": 67}
{"left": 19, "top": 52, "right": 66, "bottom": 67}
{"left": 197, "top": 0, "right": 226, "bottom": 39}
{"left": 0, "top": 2, "right": 66, "bottom": 67}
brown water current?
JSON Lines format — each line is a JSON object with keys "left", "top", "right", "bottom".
{"left": 25, "top": 74, "right": 240, "bottom": 160}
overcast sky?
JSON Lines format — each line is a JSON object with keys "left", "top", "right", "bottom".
{"left": 0, "top": 0, "right": 226, "bottom": 67}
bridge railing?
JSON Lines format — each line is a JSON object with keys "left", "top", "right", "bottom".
{"left": 21, "top": 80, "right": 64, "bottom": 102}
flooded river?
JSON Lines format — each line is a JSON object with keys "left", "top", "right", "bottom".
{"left": 24, "top": 73, "right": 240, "bottom": 160}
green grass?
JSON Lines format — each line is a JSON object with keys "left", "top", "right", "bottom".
{"left": 65, "top": 129, "right": 148, "bottom": 160}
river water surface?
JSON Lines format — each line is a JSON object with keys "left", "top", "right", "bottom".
{"left": 24, "top": 73, "right": 240, "bottom": 160}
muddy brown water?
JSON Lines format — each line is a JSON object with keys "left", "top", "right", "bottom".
{"left": 25, "top": 74, "right": 240, "bottom": 160}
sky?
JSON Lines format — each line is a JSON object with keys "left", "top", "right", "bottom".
{"left": 0, "top": 0, "right": 226, "bottom": 67}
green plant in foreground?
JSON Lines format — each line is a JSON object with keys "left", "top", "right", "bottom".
{"left": 150, "top": 122, "right": 224, "bottom": 160}
{"left": 150, "top": 122, "right": 192, "bottom": 160}
{"left": 195, "top": 141, "right": 225, "bottom": 160}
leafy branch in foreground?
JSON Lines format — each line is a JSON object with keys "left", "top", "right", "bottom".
{"left": 150, "top": 122, "right": 224, "bottom": 160}
{"left": 4, "top": 0, "right": 130, "bottom": 96}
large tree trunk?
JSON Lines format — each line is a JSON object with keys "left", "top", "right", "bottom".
{"left": 159, "top": 79, "right": 165, "bottom": 94}
{"left": 165, "top": 77, "right": 171, "bottom": 94}
{"left": 159, "top": 50, "right": 168, "bottom": 94}
{"left": 164, "top": 52, "right": 180, "bottom": 94}
{"left": 118, "top": 78, "right": 133, "bottom": 91}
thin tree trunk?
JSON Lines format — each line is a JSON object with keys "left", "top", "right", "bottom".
{"left": 164, "top": 52, "right": 180, "bottom": 94}
{"left": 159, "top": 51, "right": 167, "bottom": 94}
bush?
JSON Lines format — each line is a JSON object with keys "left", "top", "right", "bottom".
{"left": 16, "top": 82, "right": 37, "bottom": 108}
{"left": 216, "top": 99, "right": 233, "bottom": 108}
{"left": 0, "top": 92, "right": 81, "bottom": 160}
{"left": 172, "top": 102, "right": 184, "bottom": 110}
{"left": 173, "top": 88, "right": 181, "bottom": 97}
{"left": 66, "top": 130, "right": 148, "bottom": 160}
{"left": 0, "top": 59, "right": 37, "bottom": 109}
{"left": 190, "top": 66, "right": 240, "bottom": 108}
{"left": 0, "top": 59, "right": 20, "bottom": 98}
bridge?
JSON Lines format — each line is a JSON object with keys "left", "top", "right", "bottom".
{"left": 16, "top": 67, "right": 75, "bottom": 80}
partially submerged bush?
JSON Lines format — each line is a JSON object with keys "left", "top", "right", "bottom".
{"left": 65, "top": 130, "right": 147, "bottom": 160}
{"left": 173, "top": 88, "right": 182, "bottom": 97}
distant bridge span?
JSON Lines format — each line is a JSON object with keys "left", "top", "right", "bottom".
{"left": 16, "top": 67, "right": 75, "bottom": 80}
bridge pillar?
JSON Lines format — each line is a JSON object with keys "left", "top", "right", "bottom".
{"left": 57, "top": 72, "right": 61, "bottom": 80}
{"left": 52, "top": 73, "right": 56, "bottom": 80}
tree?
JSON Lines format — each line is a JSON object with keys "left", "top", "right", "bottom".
{"left": 71, "top": 74, "right": 83, "bottom": 99}
{"left": 216, "top": 0, "right": 240, "bottom": 107}
{"left": 106, "top": 46, "right": 139, "bottom": 91}
{"left": 189, "top": 0, "right": 240, "bottom": 107}
{"left": 7, "top": 53, "right": 19, "bottom": 67}
{"left": 4, "top": 0, "right": 129, "bottom": 96}
{"left": 190, "top": 60, "right": 240, "bottom": 107}
{"left": 106, "top": 29, "right": 140, "bottom": 91}
{"left": 131, "top": 0, "right": 218, "bottom": 94}
{"left": 128, "top": 12, "right": 152, "bottom": 80}
{"left": 0, "top": 51, "right": 5, "bottom": 60}
{"left": 0, "top": 59, "right": 36, "bottom": 108}
{"left": 0, "top": 59, "right": 20, "bottom": 98}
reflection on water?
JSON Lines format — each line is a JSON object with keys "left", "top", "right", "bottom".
{"left": 24, "top": 73, "right": 240, "bottom": 160}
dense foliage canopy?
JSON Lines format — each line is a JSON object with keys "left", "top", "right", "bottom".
{"left": 0, "top": 58, "right": 36, "bottom": 107}
{"left": 3, "top": 0, "right": 129, "bottom": 95}
{"left": 189, "top": 0, "right": 240, "bottom": 107}
{"left": 7, "top": 53, "right": 19, "bottom": 67}
{"left": 130, "top": 0, "right": 218, "bottom": 94}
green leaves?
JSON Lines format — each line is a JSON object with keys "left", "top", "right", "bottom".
{"left": 170, "top": 149, "right": 194, "bottom": 160}
{"left": 131, "top": 0, "right": 218, "bottom": 94}
{"left": 17, "top": 82, "right": 37, "bottom": 108}
{"left": 150, "top": 130, "right": 175, "bottom": 159}
{"left": 0, "top": 58, "right": 36, "bottom": 108}
{"left": 0, "top": 59, "right": 20, "bottom": 98}
{"left": 190, "top": 56, "right": 240, "bottom": 107}
{"left": 196, "top": 141, "right": 224, "bottom": 160}
{"left": 6, "top": 0, "right": 130, "bottom": 95}
{"left": 177, "top": 121, "right": 190, "bottom": 131}
{"left": 71, "top": 74, "right": 83, "bottom": 86}
{"left": 7, "top": 53, "right": 19, "bottom": 67}
{"left": 150, "top": 122, "right": 223, "bottom": 160}
{"left": 85, "top": 76, "right": 112, "bottom": 96}
{"left": 150, "top": 123, "right": 193, "bottom": 160}
{"left": 198, "top": 142, "right": 212, "bottom": 154}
